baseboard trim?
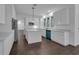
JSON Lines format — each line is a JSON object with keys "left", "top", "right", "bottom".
{"left": 67, "top": 44, "right": 76, "bottom": 47}
{"left": 25, "top": 36, "right": 76, "bottom": 47}
{"left": 42, "top": 36, "right": 76, "bottom": 47}
{"left": 24, "top": 34, "right": 28, "bottom": 44}
{"left": 9, "top": 41, "right": 15, "bottom": 55}
{"left": 42, "top": 36, "right": 66, "bottom": 47}
{"left": 28, "top": 42, "right": 41, "bottom": 47}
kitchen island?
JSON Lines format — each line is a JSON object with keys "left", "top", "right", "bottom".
{"left": 25, "top": 29, "right": 42, "bottom": 44}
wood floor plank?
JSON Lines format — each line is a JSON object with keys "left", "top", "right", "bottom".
{"left": 10, "top": 30, "right": 79, "bottom": 55}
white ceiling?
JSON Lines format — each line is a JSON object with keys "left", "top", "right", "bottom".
{"left": 15, "top": 4, "right": 73, "bottom": 17}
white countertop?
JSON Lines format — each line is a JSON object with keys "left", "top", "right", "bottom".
{"left": 51, "top": 29, "right": 71, "bottom": 32}
{"left": 40, "top": 28, "right": 71, "bottom": 32}
{"left": 0, "top": 32, "right": 14, "bottom": 40}
{"left": 26, "top": 28, "right": 42, "bottom": 31}
{"left": 25, "top": 27, "right": 72, "bottom": 32}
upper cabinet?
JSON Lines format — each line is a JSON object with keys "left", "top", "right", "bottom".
{"left": 51, "top": 16, "right": 55, "bottom": 27}
{"left": 0, "top": 4, "right": 16, "bottom": 24}
{"left": 53, "top": 8, "right": 69, "bottom": 25}
{"left": 12, "top": 5, "right": 16, "bottom": 19}
{"left": 0, "top": 5, "right": 5, "bottom": 24}
{"left": 40, "top": 8, "right": 70, "bottom": 29}
{"left": 40, "top": 14, "right": 54, "bottom": 29}
{"left": 40, "top": 16, "right": 54, "bottom": 29}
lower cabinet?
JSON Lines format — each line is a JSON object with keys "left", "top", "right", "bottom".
{"left": 42, "top": 30, "right": 46, "bottom": 37}
{"left": 51, "top": 31, "right": 69, "bottom": 46}
{"left": 0, "top": 32, "right": 14, "bottom": 55}
{"left": 42, "top": 29, "right": 69, "bottom": 46}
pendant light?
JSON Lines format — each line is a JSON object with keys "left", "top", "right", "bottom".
{"left": 32, "top": 4, "right": 38, "bottom": 28}
{"left": 32, "top": 4, "right": 37, "bottom": 21}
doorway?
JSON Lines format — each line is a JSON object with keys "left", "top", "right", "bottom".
{"left": 12, "top": 18, "right": 18, "bottom": 42}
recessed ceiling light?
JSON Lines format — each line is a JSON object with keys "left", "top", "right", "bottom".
{"left": 49, "top": 12, "right": 53, "bottom": 16}
{"left": 43, "top": 15, "right": 46, "bottom": 18}
{"left": 48, "top": 10, "right": 51, "bottom": 12}
{"left": 33, "top": 4, "right": 37, "bottom": 6}
{"left": 18, "top": 21, "right": 21, "bottom": 24}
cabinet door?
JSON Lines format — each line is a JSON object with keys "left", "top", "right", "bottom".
{"left": 44, "top": 18, "right": 46, "bottom": 28}
{"left": 42, "top": 30, "right": 46, "bottom": 37}
{"left": 51, "top": 16, "right": 54, "bottom": 27}
{"left": 53, "top": 8, "right": 69, "bottom": 25}
{"left": 47, "top": 17, "right": 50, "bottom": 27}
{"left": 0, "top": 5, "right": 5, "bottom": 24}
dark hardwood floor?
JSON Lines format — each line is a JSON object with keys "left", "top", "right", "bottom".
{"left": 10, "top": 30, "right": 79, "bottom": 55}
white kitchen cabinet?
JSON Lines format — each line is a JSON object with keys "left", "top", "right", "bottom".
{"left": 25, "top": 30, "right": 42, "bottom": 44}
{"left": 0, "top": 4, "right": 16, "bottom": 24}
{"left": 42, "top": 29, "right": 46, "bottom": 37}
{"left": 42, "top": 17, "right": 52, "bottom": 29}
{"left": 53, "top": 8, "right": 69, "bottom": 25}
{"left": 51, "top": 30, "right": 69, "bottom": 46}
{"left": 0, "top": 5, "right": 5, "bottom": 24}
{"left": 0, "top": 31, "right": 14, "bottom": 55}
{"left": 51, "top": 31, "right": 65, "bottom": 45}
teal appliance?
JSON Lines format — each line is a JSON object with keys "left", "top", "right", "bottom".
{"left": 46, "top": 30, "right": 51, "bottom": 40}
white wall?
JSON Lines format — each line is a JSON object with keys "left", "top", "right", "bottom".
{"left": 66, "top": 4, "right": 79, "bottom": 46}
{"left": 16, "top": 14, "right": 25, "bottom": 30}
{"left": 75, "top": 4, "right": 79, "bottom": 46}
{"left": 12, "top": 5, "right": 16, "bottom": 19}
{"left": 68, "top": 5, "right": 75, "bottom": 46}
{"left": 18, "top": 20, "right": 24, "bottom": 30}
